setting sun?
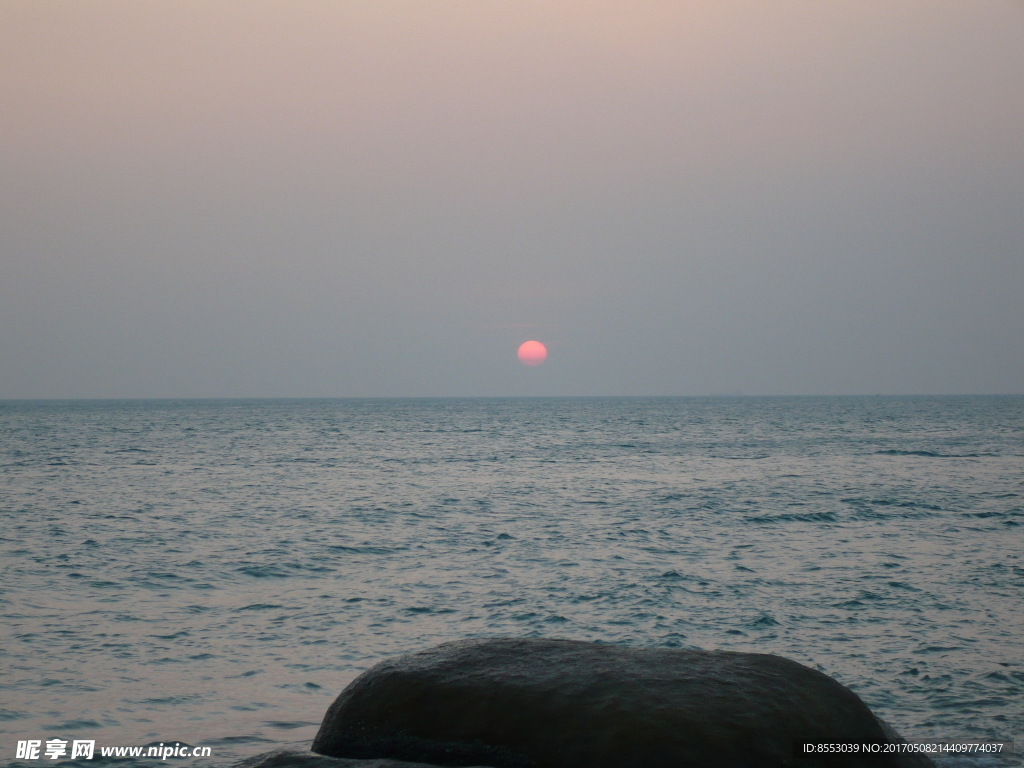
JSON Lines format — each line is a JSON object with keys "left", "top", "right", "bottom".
{"left": 517, "top": 340, "right": 547, "bottom": 367}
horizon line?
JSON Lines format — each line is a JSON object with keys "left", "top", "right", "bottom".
{"left": 2, "top": 393, "right": 1022, "bottom": 402}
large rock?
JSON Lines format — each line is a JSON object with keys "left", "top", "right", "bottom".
{"left": 312, "top": 638, "right": 934, "bottom": 768}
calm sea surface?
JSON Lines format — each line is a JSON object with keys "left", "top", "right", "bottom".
{"left": 1, "top": 397, "right": 1022, "bottom": 766}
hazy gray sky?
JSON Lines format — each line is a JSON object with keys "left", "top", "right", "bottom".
{"left": 2, "top": 1, "right": 1022, "bottom": 397}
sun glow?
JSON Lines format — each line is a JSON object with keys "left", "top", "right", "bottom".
{"left": 517, "top": 340, "right": 548, "bottom": 367}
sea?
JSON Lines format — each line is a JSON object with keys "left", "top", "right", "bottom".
{"left": 1, "top": 397, "right": 1021, "bottom": 767}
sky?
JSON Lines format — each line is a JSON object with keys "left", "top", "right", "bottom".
{"left": 1, "top": 1, "right": 1022, "bottom": 397}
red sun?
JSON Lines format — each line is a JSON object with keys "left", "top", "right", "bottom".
{"left": 517, "top": 340, "right": 548, "bottom": 367}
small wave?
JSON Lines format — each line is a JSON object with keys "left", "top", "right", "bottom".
{"left": 236, "top": 562, "right": 334, "bottom": 578}
{"left": 964, "top": 510, "right": 1022, "bottom": 519}
{"left": 886, "top": 581, "right": 920, "bottom": 591}
{"left": 404, "top": 606, "right": 456, "bottom": 614}
{"left": 236, "top": 565, "right": 293, "bottom": 578}
{"left": 746, "top": 511, "right": 838, "bottom": 524}
{"left": 912, "top": 645, "right": 962, "bottom": 654}
{"left": 46, "top": 718, "right": 103, "bottom": 729}
{"left": 842, "top": 497, "right": 943, "bottom": 517}
{"left": 140, "top": 695, "right": 200, "bottom": 705}
{"left": 209, "top": 736, "right": 276, "bottom": 745}
{"left": 326, "top": 544, "right": 401, "bottom": 555}
{"left": 874, "top": 449, "right": 991, "bottom": 458}
{"left": 235, "top": 749, "right": 351, "bottom": 767}
{"left": 263, "top": 721, "right": 318, "bottom": 731}
{"left": 235, "top": 603, "right": 285, "bottom": 612}
{"left": 151, "top": 630, "right": 190, "bottom": 639}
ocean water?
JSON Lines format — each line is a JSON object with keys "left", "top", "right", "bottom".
{"left": 1, "top": 397, "right": 1021, "bottom": 766}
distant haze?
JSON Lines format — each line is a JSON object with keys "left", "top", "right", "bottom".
{"left": 2, "top": 1, "right": 1022, "bottom": 397}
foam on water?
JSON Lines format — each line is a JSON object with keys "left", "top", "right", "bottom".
{"left": 1, "top": 397, "right": 1021, "bottom": 766}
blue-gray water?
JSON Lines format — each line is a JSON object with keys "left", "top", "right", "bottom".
{"left": 2, "top": 397, "right": 1022, "bottom": 766}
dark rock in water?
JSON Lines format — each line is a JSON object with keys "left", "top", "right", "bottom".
{"left": 236, "top": 749, "right": 496, "bottom": 768}
{"left": 312, "top": 638, "right": 935, "bottom": 768}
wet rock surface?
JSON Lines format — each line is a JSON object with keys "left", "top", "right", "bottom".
{"left": 311, "top": 637, "right": 935, "bottom": 768}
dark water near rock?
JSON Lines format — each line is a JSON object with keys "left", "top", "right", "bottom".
{"left": 1, "top": 397, "right": 1021, "bottom": 766}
